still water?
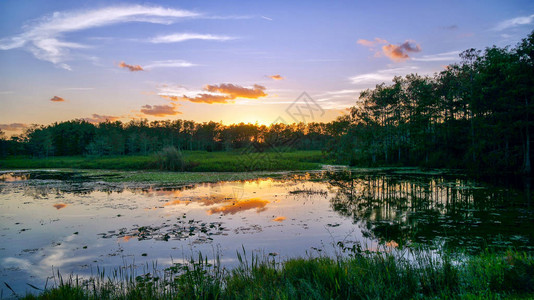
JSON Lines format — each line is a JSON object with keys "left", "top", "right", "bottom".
{"left": 0, "top": 170, "right": 532, "bottom": 295}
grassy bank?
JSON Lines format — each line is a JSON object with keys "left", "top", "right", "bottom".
{"left": 17, "top": 249, "right": 534, "bottom": 300}
{"left": 0, "top": 150, "right": 327, "bottom": 172}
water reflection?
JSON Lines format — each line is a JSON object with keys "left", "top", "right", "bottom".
{"left": 327, "top": 171, "right": 534, "bottom": 253}
{"left": 1, "top": 170, "right": 533, "bottom": 255}
{"left": 52, "top": 203, "right": 67, "bottom": 210}
{"left": 1, "top": 170, "right": 533, "bottom": 296}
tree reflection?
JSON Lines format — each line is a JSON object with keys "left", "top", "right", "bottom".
{"left": 327, "top": 171, "right": 534, "bottom": 253}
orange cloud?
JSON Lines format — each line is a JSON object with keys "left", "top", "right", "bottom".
{"left": 382, "top": 41, "right": 421, "bottom": 62}
{"left": 182, "top": 93, "right": 234, "bottom": 104}
{"left": 358, "top": 38, "right": 421, "bottom": 62}
{"left": 50, "top": 96, "right": 65, "bottom": 102}
{"left": 357, "top": 37, "right": 387, "bottom": 47}
{"left": 0, "top": 123, "right": 28, "bottom": 131}
{"left": 140, "top": 103, "right": 181, "bottom": 117}
{"left": 82, "top": 114, "right": 120, "bottom": 124}
{"left": 272, "top": 216, "right": 286, "bottom": 222}
{"left": 268, "top": 74, "right": 284, "bottom": 80}
{"left": 204, "top": 83, "right": 267, "bottom": 99}
{"left": 118, "top": 61, "right": 144, "bottom": 72}
{"left": 207, "top": 198, "right": 269, "bottom": 215}
{"left": 160, "top": 83, "right": 268, "bottom": 104}
{"left": 53, "top": 203, "right": 67, "bottom": 210}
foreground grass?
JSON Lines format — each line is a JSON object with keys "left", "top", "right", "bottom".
{"left": 0, "top": 150, "right": 327, "bottom": 172}
{"left": 18, "top": 249, "right": 534, "bottom": 300}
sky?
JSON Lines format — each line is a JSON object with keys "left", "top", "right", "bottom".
{"left": 1, "top": 0, "right": 533, "bottom": 135}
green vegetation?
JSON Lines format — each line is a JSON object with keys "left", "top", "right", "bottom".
{"left": 0, "top": 150, "right": 327, "bottom": 172}
{"left": 327, "top": 30, "right": 534, "bottom": 175}
{"left": 154, "top": 146, "right": 186, "bottom": 171}
{"left": 19, "top": 249, "right": 534, "bottom": 299}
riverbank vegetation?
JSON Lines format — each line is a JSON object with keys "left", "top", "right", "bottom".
{"left": 0, "top": 150, "right": 326, "bottom": 172}
{"left": 18, "top": 248, "right": 534, "bottom": 299}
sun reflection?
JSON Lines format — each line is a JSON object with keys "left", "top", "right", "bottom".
{"left": 0, "top": 173, "right": 29, "bottom": 181}
{"left": 207, "top": 198, "right": 269, "bottom": 215}
{"left": 272, "top": 216, "right": 286, "bottom": 222}
{"left": 52, "top": 203, "right": 67, "bottom": 210}
{"left": 385, "top": 240, "right": 399, "bottom": 248}
{"left": 119, "top": 236, "right": 135, "bottom": 242}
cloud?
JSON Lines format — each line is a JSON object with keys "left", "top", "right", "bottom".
{"left": 323, "top": 89, "right": 362, "bottom": 96}
{"left": 140, "top": 103, "right": 181, "bottom": 117}
{"left": 82, "top": 114, "right": 120, "bottom": 124}
{"left": 268, "top": 74, "right": 284, "bottom": 80}
{"left": 412, "top": 50, "right": 460, "bottom": 62}
{"left": 60, "top": 87, "right": 94, "bottom": 91}
{"left": 144, "top": 59, "right": 196, "bottom": 69}
{"left": 0, "top": 123, "right": 28, "bottom": 131}
{"left": 205, "top": 83, "right": 267, "bottom": 98}
{"left": 150, "top": 33, "right": 235, "bottom": 43}
{"left": 382, "top": 41, "right": 421, "bottom": 62}
{"left": 442, "top": 25, "right": 458, "bottom": 30}
{"left": 261, "top": 16, "right": 273, "bottom": 21}
{"left": 357, "top": 37, "right": 387, "bottom": 47}
{"left": 358, "top": 38, "right": 421, "bottom": 62}
{"left": 50, "top": 96, "right": 65, "bottom": 102}
{"left": 159, "top": 83, "right": 267, "bottom": 104}
{"left": 0, "top": 5, "right": 200, "bottom": 69}
{"left": 349, "top": 66, "right": 419, "bottom": 85}
{"left": 494, "top": 14, "right": 534, "bottom": 31}
{"left": 118, "top": 61, "right": 144, "bottom": 71}
{"left": 181, "top": 94, "right": 234, "bottom": 104}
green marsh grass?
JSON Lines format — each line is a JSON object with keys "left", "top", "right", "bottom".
{"left": 0, "top": 150, "right": 327, "bottom": 172}
{"left": 17, "top": 248, "right": 534, "bottom": 299}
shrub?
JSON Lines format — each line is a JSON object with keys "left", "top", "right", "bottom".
{"left": 154, "top": 146, "right": 185, "bottom": 171}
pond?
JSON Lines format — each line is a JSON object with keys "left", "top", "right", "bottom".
{"left": 0, "top": 170, "right": 533, "bottom": 295}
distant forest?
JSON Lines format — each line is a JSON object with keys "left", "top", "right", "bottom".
{"left": 1, "top": 30, "right": 532, "bottom": 174}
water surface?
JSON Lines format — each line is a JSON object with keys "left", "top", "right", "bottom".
{"left": 0, "top": 170, "right": 532, "bottom": 295}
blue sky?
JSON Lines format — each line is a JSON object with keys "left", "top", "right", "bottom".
{"left": 1, "top": 0, "right": 533, "bottom": 134}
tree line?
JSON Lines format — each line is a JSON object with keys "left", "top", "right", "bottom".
{"left": 0, "top": 119, "right": 334, "bottom": 157}
{"left": 326, "top": 30, "right": 533, "bottom": 174}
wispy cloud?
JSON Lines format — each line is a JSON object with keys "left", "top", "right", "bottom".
{"left": 82, "top": 114, "right": 120, "bottom": 124}
{"left": 159, "top": 83, "right": 268, "bottom": 104}
{"left": 150, "top": 33, "right": 235, "bottom": 43}
{"left": 412, "top": 50, "right": 460, "bottom": 62}
{"left": 60, "top": 87, "right": 94, "bottom": 91}
{"left": 350, "top": 66, "right": 419, "bottom": 85}
{"left": 144, "top": 60, "right": 196, "bottom": 69}
{"left": 494, "top": 14, "right": 534, "bottom": 31}
{"left": 50, "top": 96, "right": 65, "bottom": 102}
{"left": 268, "top": 74, "right": 284, "bottom": 80}
{"left": 140, "top": 103, "right": 181, "bottom": 116}
{"left": 442, "top": 25, "right": 458, "bottom": 30}
{"left": 358, "top": 38, "right": 422, "bottom": 62}
{"left": 118, "top": 61, "right": 144, "bottom": 72}
{"left": 261, "top": 16, "right": 273, "bottom": 21}
{"left": 323, "top": 89, "right": 362, "bottom": 96}
{"left": 356, "top": 37, "right": 387, "bottom": 47}
{"left": 0, "top": 123, "right": 28, "bottom": 131}
{"left": 0, "top": 5, "right": 200, "bottom": 69}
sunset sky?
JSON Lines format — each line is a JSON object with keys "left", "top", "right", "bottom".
{"left": 1, "top": 0, "right": 533, "bottom": 135}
